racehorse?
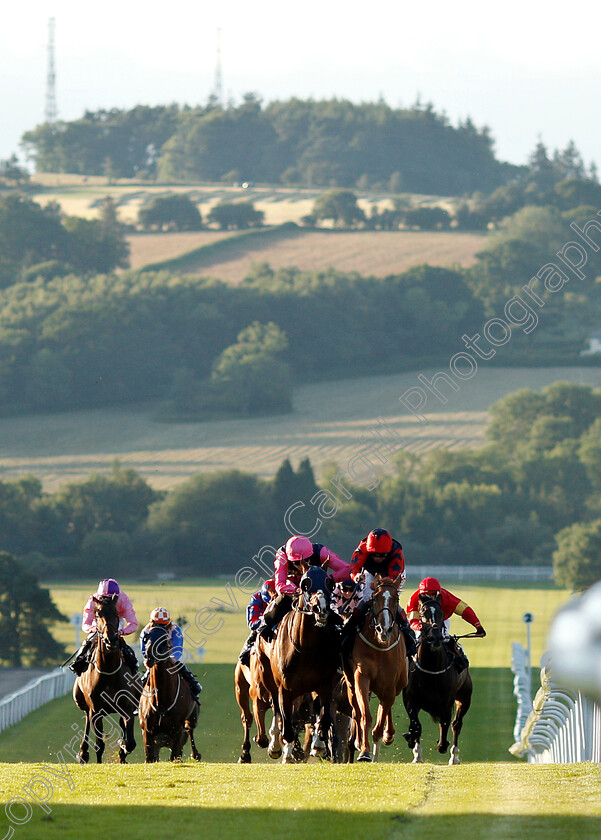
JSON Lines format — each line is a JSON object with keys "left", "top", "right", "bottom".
{"left": 72, "top": 595, "right": 141, "bottom": 763}
{"left": 344, "top": 574, "right": 407, "bottom": 762}
{"left": 138, "top": 625, "right": 201, "bottom": 762}
{"left": 402, "top": 594, "right": 473, "bottom": 765}
{"left": 234, "top": 634, "right": 282, "bottom": 763}
{"left": 270, "top": 566, "right": 340, "bottom": 763}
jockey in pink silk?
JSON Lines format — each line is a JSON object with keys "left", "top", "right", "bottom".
{"left": 256, "top": 536, "right": 350, "bottom": 640}
{"left": 69, "top": 579, "right": 139, "bottom": 675}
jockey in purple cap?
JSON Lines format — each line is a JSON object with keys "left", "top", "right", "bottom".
{"left": 69, "top": 579, "right": 139, "bottom": 675}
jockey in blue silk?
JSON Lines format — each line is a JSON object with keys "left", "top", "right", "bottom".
{"left": 140, "top": 607, "right": 202, "bottom": 703}
{"left": 237, "top": 579, "right": 276, "bottom": 666}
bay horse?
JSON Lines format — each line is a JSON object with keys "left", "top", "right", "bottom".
{"left": 402, "top": 594, "right": 473, "bottom": 765}
{"left": 270, "top": 566, "right": 340, "bottom": 763}
{"left": 344, "top": 574, "right": 407, "bottom": 762}
{"left": 73, "top": 595, "right": 141, "bottom": 763}
{"left": 138, "top": 625, "right": 201, "bottom": 762}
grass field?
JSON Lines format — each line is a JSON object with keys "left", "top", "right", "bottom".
{"left": 0, "top": 367, "right": 599, "bottom": 492}
{"left": 1, "top": 763, "right": 600, "bottom": 840}
{"left": 2, "top": 581, "right": 598, "bottom": 840}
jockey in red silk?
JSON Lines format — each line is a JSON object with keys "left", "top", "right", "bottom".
{"left": 341, "top": 529, "right": 416, "bottom": 658}
{"left": 140, "top": 606, "right": 202, "bottom": 703}
{"left": 256, "top": 536, "right": 349, "bottom": 641}
{"left": 69, "top": 579, "right": 139, "bottom": 675}
{"left": 406, "top": 577, "right": 486, "bottom": 672}
{"left": 238, "top": 579, "right": 276, "bottom": 665}
{"left": 350, "top": 528, "right": 406, "bottom": 593}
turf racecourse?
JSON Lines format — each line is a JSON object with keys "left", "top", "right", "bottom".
{"left": 2, "top": 582, "right": 599, "bottom": 838}
{"left": 0, "top": 764, "right": 599, "bottom": 840}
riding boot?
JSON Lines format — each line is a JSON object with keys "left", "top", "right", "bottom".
{"left": 238, "top": 629, "right": 258, "bottom": 666}
{"left": 396, "top": 609, "right": 418, "bottom": 656}
{"left": 178, "top": 663, "right": 203, "bottom": 703}
{"left": 119, "top": 638, "right": 139, "bottom": 674}
{"left": 69, "top": 636, "right": 94, "bottom": 675}
{"left": 449, "top": 640, "right": 469, "bottom": 673}
{"left": 257, "top": 594, "right": 292, "bottom": 641}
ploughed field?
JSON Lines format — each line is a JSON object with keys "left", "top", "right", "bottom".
{"left": 0, "top": 368, "right": 599, "bottom": 492}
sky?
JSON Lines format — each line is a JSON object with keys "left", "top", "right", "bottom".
{"left": 2, "top": 0, "right": 601, "bottom": 171}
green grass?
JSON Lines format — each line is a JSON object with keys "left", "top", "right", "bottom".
{"left": 0, "top": 764, "right": 599, "bottom": 840}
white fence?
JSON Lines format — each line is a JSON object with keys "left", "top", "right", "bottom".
{"left": 409, "top": 565, "right": 554, "bottom": 583}
{"left": 510, "top": 652, "right": 601, "bottom": 763}
{"left": 0, "top": 668, "right": 75, "bottom": 735}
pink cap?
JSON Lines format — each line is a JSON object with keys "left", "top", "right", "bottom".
{"left": 285, "top": 536, "right": 313, "bottom": 561}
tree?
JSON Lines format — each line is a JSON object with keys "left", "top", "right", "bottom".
{"left": 312, "top": 189, "right": 365, "bottom": 227}
{"left": 138, "top": 194, "right": 203, "bottom": 231}
{"left": 0, "top": 552, "right": 68, "bottom": 666}
{"left": 209, "top": 321, "right": 292, "bottom": 415}
{"left": 206, "top": 201, "right": 264, "bottom": 230}
{"left": 63, "top": 215, "right": 130, "bottom": 273}
{"left": 553, "top": 519, "right": 601, "bottom": 591}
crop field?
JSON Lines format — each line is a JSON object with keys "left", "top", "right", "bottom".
{"left": 2, "top": 581, "right": 600, "bottom": 840}
{"left": 0, "top": 367, "right": 599, "bottom": 492}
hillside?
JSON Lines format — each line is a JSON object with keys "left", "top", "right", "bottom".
{"left": 0, "top": 367, "right": 598, "bottom": 492}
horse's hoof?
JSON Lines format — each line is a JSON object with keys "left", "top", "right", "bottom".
{"left": 383, "top": 733, "right": 395, "bottom": 746}
{"left": 449, "top": 747, "right": 460, "bottom": 765}
{"left": 402, "top": 732, "right": 412, "bottom": 744}
{"left": 76, "top": 753, "right": 88, "bottom": 765}
{"left": 255, "top": 735, "right": 269, "bottom": 749}
{"left": 238, "top": 754, "right": 251, "bottom": 764}
{"left": 357, "top": 751, "right": 372, "bottom": 762}
{"left": 193, "top": 752, "right": 202, "bottom": 762}
{"left": 437, "top": 742, "right": 449, "bottom": 754}
{"left": 268, "top": 745, "right": 282, "bottom": 759}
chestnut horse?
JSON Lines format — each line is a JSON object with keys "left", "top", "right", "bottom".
{"left": 138, "top": 625, "right": 201, "bottom": 762}
{"left": 270, "top": 566, "right": 340, "bottom": 763}
{"left": 402, "top": 594, "right": 473, "bottom": 765}
{"left": 234, "top": 634, "right": 283, "bottom": 763}
{"left": 344, "top": 574, "right": 407, "bottom": 762}
{"left": 73, "top": 595, "right": 141, "bottom": 763}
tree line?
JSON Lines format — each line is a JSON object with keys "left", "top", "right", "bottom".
{"left": 1, "top": 383, "right": 599, "bottom": 601}
{"left": 22, "top": 96, "right": 517, "bottom": 195}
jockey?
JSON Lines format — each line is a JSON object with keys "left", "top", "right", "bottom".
{"left": 69, "top": 578, "right": 139, "bottom": 675}
{"left": 256, "top": 536, "right": 350, "bottom": 641}
{"left": 331, "top": 577, "right": 363, "bottom": 621}
{"left": 237, "top": 579, "right": 276, "bottom": 666}
{"left": 139, "top": 607, "right": 202, "bottom": 703}
{"left": 342, "top": 529, "right": 416, "bottom": 658}
{"left": 406, "top": 577, "right": 486, "bottom": 672}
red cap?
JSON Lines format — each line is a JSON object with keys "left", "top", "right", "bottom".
{"left": 419, "top": 577, "right": 441, "bottom": 594}
{"left": 366, "top": 529, "right": 392, "bottom": 554}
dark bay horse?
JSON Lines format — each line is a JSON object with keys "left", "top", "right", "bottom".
{"left": 402, "top": 594, "right": 473, "bottom": 765}
{"left": 270, "top": 566, "right": 340, "bottom": 763}
{"left": 344, "top": 574, "right": 407, "bottom": 762}
{"left": 138, "top": 625, "right": 201, "bottom": 762}
{"left": 73, "top": 595, "right": 141, "bottom": 763}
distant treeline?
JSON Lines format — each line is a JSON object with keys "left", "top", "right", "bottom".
{"left": 3, "top": 383, "right": 601, "bottom": 591}
{"left": 22, "top": 96, "right": 519, "bottom": 195}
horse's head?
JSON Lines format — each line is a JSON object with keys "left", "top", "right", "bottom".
{"left": 92, "top": 595, "right": 120, "bottom": 652}
{"left": 299, "top": 567, "right": 334, "bottom": 628}
{"left": 418, "top": 594, "right": 445, "bottom": 650}
{"left": 370, "top": 574, "right": 402, "bottom": 644}
{"left": 145, "top": 625, "right": 172, "bottom": 668}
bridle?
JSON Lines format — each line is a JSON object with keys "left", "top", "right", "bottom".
{"left": 92, "top": 597, "right": 122, "bottom": 675}
{"left": 414, "top": 596, "right": 454, "bottom": 675}
{"left": 295, "top": 588, "right": 329, "bottom": 628}
{"left": 359, "top": 582, "right": 401, "bottom": 651}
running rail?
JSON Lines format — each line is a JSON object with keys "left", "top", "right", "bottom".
{"left": 509, "top": 653, "right": 601, "bottom": 763}
{"left": 0, "top": 668, "right": 76, "bottom": 735}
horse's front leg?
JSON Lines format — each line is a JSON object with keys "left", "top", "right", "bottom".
{"left": 118, "top": 713, "right": 136, "bottom": 763}
{"left": 91, "top": 713, "right": 105, "bottom": 763}
{"left": 371, "top": 696, "right": 393, "bottom": 762}
{"left": 77, "top": 711, "right": 92, "bottom": 764}
{"left": 186, "top": 708, "right": 202, "bottom": 762}
{"left": 354, "top": 672, "right": 373, "bottom": 762}
{"left": 143, "top": 725, "right": 157, "bottom": 763}
{"left": 402, "top": 697, "right": 423, "bottom": 763}
{"left": 279, "top": 688, "right": 304, "bottom": 763}
{"left": 437, "top": 702, "right": 454, "bottom": 755}
{"left": 267, "top": 708, "right": 282, "bottom": 759}
{"left": 252, "top": 695, "right": 270, "bottom": 750}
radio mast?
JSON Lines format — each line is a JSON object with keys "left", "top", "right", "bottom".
{"left": 212, "top": 28, "right": 223, "bottom": 105}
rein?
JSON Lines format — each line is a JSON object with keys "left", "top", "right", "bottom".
{"left": 357, "top": 628, "right": 401, "bottom": 652}
{"left": 412, "top": 656, "right": 454, "bottom": 675}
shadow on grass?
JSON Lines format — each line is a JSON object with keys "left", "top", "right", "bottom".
{"left": 7, "top": 805, "right": 601, "bottom": 840}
